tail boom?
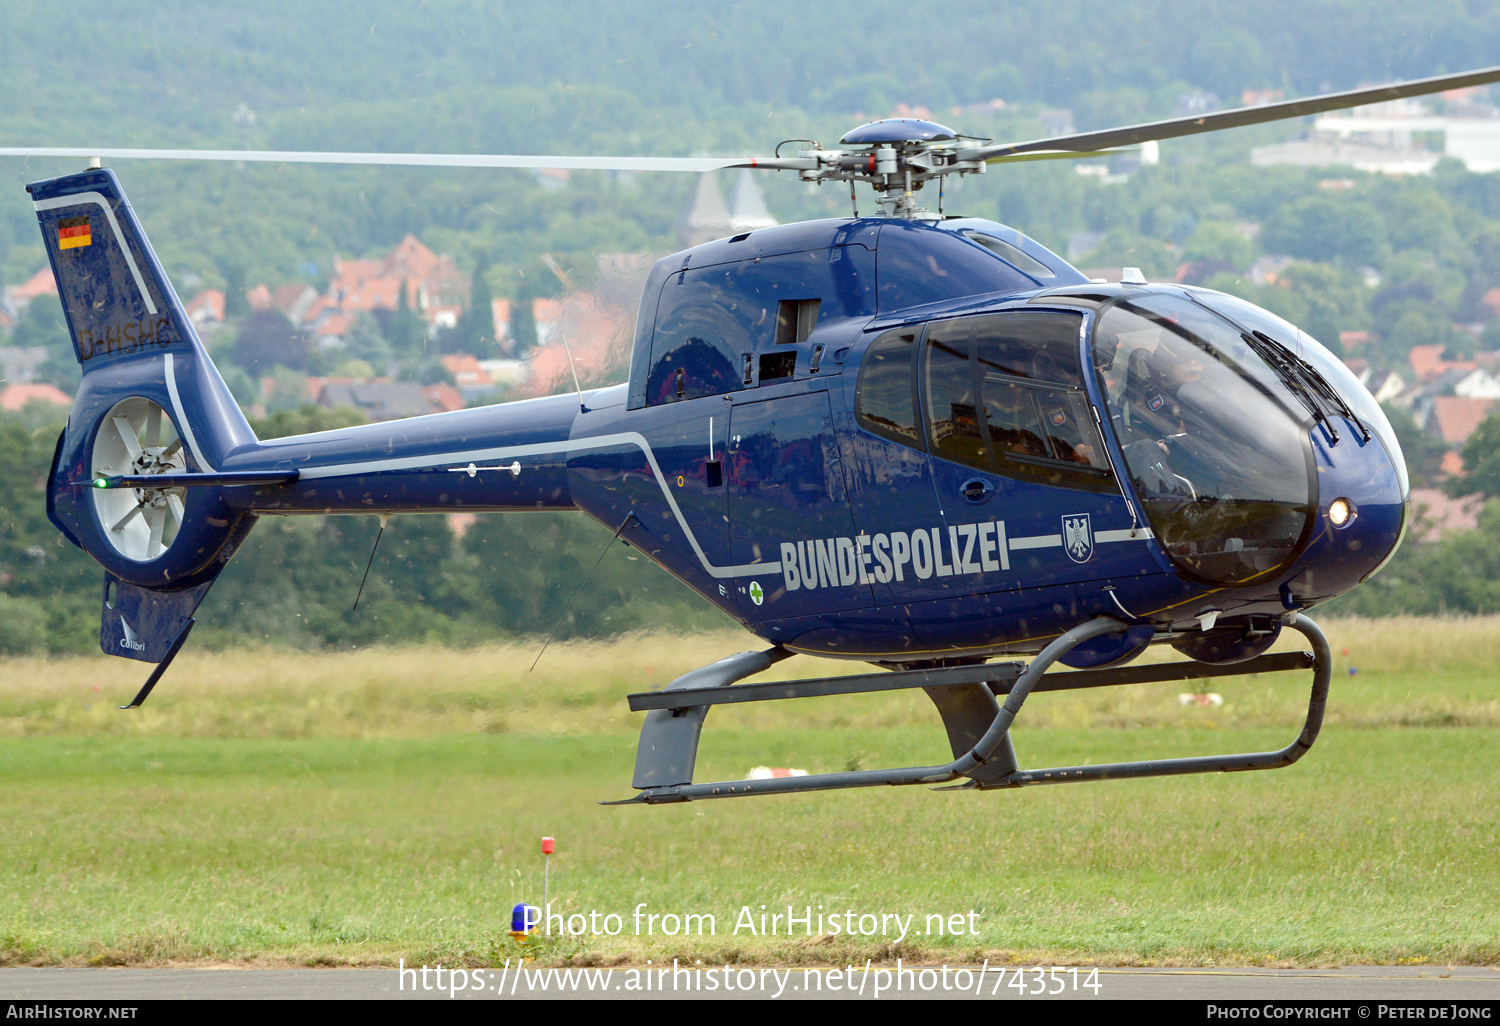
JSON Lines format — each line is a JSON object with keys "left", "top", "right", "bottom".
{"left": 212, "top": 392, "right": 585, "bottom": 514}
{"left": 31, "top": 165, "right": 589, "bottom": 675}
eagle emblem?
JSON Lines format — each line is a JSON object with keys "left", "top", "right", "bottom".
{"left": 1062, "top": 513, "right": 1094, "bottom": 563}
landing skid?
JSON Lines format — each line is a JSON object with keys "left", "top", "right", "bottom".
{"left": 608, "top": 614, "right": 1330, "bottom": 804}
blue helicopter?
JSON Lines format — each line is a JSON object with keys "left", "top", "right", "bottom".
{"left": 15, "top": 65, "right": 1500, "bottom": 803}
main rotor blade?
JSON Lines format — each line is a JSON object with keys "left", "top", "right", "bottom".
{"left": 0, "top": 147, "right": 804, "bottom": 173}
{"left": 962, "top": 64, "right": 1500, "bottom": 163}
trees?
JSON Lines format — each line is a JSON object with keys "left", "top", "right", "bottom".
{"left": 1326, "top": 503, "right": 1500, "bottom": 616}
{"left": 336, "top": 313, "right": 394, "bottom": 376}
{"left": 1210, "top": 262, "right": 1367, "bottom": 356}
{"left": 0, "top": 418, "right": 99, "bottom": 654}
{"left": 1382, "top": 403, "right": 1448, "bottom": 488}
{"left": 230, "top": 310, "right": 312, "bottom": 376}
{"left": 380, "top": 282, "right": 428, "bottom": 359}
{"left": 8, "top": 297, "right": 78, "bottom": 393}
{"left": 1446, "top": 412, "right": 1500, "bottom": 501}
{"left": 438, "top": 255, "right": 498, "bottom": 357}
{"left": 1261, "top": 195, "right": 1389, "bottom": 268}
{"left": 507, "top": 286, "right": 537, "bottom": 355}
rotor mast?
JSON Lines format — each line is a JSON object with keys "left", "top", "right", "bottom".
{"left": 767, "top": 120, "right": 993, "bottom": 219}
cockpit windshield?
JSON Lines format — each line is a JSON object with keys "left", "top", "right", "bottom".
{"left": 1093, "top": 293, "right": 1316, "bottom": 585}
{"left": 1188, "top": 288, "right": 1409, "bottom": 498}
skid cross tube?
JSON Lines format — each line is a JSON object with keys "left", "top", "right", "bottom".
{"left": 618, "top": 614, "right": 1332, "bottom": 804}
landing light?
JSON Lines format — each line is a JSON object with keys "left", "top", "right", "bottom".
{"left": 1329, "top": 498, "right": 1355, "bottom": 527}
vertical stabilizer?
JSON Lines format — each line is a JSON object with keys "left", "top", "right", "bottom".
{"left": 30, "top": 167, "right": 258, "bottom": 603}
{"left": 28, "top": 167, "right": 255, "bottom": 471}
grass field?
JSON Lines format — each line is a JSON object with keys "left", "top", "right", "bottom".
{"left": 0, "top": 617, "right": 1496, "bottom": 967}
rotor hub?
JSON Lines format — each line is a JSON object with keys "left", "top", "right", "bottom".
{"left": 785, "top": 119, "right": 990, "bottom": 218}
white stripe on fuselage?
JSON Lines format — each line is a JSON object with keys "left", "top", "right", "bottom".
{"left": 163, "top": 354, "right": 215, "bottom": 472}
{"left": 1006, "top": 527, "right": 1154, "bottom": 549}
{"left": 295, "top": 431, "right": 771, "bottom": 579}
{"left": 271, "top": 433, "right": 1155, "bottom": 583}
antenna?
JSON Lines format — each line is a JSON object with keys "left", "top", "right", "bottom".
{"left": 559, "top": 329, "right": 587, "bottom": 413}
{"left": 530, "top": 512, "right": 636, "bottom": 671}
{"left": 351, "top": 513, "right": 391, "bottom": 611}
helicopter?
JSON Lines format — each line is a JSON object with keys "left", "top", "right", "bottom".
{"left": 12, "top": 64, "right": 1500, "bottom": 804}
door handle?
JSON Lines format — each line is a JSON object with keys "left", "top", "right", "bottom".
{"left": 960, "top": 478, "right": 994, "bottom": 504}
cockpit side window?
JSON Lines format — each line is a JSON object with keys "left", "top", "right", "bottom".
{"left": 921, "top": 311, "right": 1115, "bottom": 493}
{"left": 644, "top": 248, "right": 875, "bottom": 405}
{"left": 876, "top": 223, "right": 1040, "bottom": 312}
{"left": 962, "top": 231, "right": 1058, "bottom": 280}
{"left": 646, "top": 262, "right": 766, "bottom": 404}
{"left": 854, "top": 328, "right": 923, "bottom": 448}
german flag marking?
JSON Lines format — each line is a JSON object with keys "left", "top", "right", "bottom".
{"left": 57, "top": 216, "right": 92, "bottom": 250}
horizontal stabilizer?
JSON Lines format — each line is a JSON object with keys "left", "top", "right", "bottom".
{"left": 93, "top": 470, "right": 300, "bottom": 490}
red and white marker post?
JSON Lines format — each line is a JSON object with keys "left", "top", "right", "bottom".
{"left": 541, "top": 836, "right": 555, "bottom": 934}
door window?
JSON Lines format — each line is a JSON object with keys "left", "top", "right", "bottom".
{"left": 922, "top": 311, "right": 1114, "bottom": 492}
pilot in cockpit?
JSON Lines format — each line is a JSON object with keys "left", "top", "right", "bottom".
{"left": 1115, "top": 330, "right": 1215, "bottom": 499}
{"left": 1140, "top": 334, "right": 1211, "bottom": 447}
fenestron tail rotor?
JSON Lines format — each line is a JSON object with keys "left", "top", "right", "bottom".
{"left": 90, "top": 398, "right": 188, "bottom": 563}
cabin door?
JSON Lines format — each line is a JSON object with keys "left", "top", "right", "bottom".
{"left": 725, "top": 389, "right": 870, "bottom": 622}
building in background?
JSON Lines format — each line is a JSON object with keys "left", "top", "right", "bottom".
{"left": 676, "top": 170, "right": 777, "bottom": 248}
{"left": 1253, "top": 89, "right": 1500, "bottom": 174}
{"left": 250, "top": 235, "right": 472, "bottom": 345}
{"left": 316, "top": 381, "right": 465, "bottom": 421}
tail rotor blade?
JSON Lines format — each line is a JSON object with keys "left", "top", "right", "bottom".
{"left": 113, "top": 416, "right": 142, "bottom": 461}
{"left": 146, "top": 507, "right": 165, "bottom": 555}
{"left": 111, "top": 503, "right": 144, "bottom": 534}
{"left": 166, "top": 493, "right": 186, "bottom": 529}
